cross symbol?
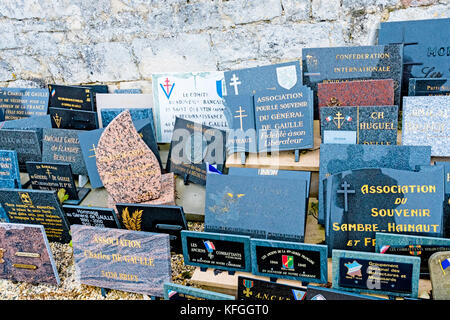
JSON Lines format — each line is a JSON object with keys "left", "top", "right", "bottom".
{"left": 163, "top": 78, "right": 172, "bottom": 93}
{"left": 89, "top": 144, "right": 97, "bottom": 158}
{"left": 45, "top": 168, "right": 52, "bottom": 176}
{"left": 243, "top": 287, "right": 252, "bottom": 298}
{"left": 337, "top": 181, "right": 355, "bottom": 212}
{"left": 334, "top": 112, "right": 345, "bottom": 129}
{"left": 229, "top": 74, "right": 241, "bottom": 95}
{"left": 234, "top": 106, "right": 247, "bottom": 130}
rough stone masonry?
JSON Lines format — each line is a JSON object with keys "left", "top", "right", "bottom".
{"left": 0, "top": 0, "right": 449, "bottom": 93}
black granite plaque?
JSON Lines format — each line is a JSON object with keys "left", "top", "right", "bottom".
{"left": 62, "top": 205, "right": 120, "bottom": 229}
{"left": 115, "top": 204, "right": 188, "bottom": 254}
{"left": 166, "top": 117, "right": 226, "bottom": 185}
{"left": 48, "top": 84, "right": 94, "bottom": 111}
{"left": 181, "top": 231, "right": 252, "bottom": 273}
{"left": 25, "top": 161, "right": 89, "bottom": 204}
{"left": 255, "top": 245, "right": 322, "bottom": 280}
{"left": 409, "top": 78, "right": 450, "bottom": 96}
{"left": 378, "top": 18, "right": 450, "bottom": 98}
{"left": 0, "top": 189, "right": 71, "bottom": 243}
{"left": 337, "top": 257, "right": 413, "bottom": 294}
{"left": 237, "top": 276, "right": 307, "bottom": 300}
{"left": 49, "top": 107, "right": 99, "bottom": 130}
{"left": 42, "top": 128, "right": 88, "bottom": 176}
{"left": 186, "top": 236, "right": 246, "bottom": 270}
{"left": 0, "top": 129, "right": 42, "bottom": 164}
{"left": 26, "top": 162, "right": 78, "bottom": 199}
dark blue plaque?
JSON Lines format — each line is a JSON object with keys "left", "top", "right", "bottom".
{"left": 302, "top": 44, "right": 403, "bottom": 118}
{"left": 326, "top": 166, "right": 444, "bottom": 253}
{"left": 378, "top": 18, "right": 450, "bottom": 97}
{"left": 0, "top": 88, "right": 49, "bottom": 120}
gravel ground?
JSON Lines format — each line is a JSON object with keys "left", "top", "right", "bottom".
{"left": 0, "top": 222, "right": 204, "bottom": 300}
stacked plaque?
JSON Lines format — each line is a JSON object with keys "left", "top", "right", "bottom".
{"left": 48, "top": 84, "right": 99, "bottom": 130}
{"left": 223, "top": 62, "right": 314, "bottom": 159}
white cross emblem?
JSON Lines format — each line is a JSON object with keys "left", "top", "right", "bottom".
{"left": 229, "top": 74, "right": 241, "bottom": 95}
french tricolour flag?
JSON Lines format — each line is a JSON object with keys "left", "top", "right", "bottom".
{"left": 204, "top": 240, "right": 215, "bottom": 252}
{"left": 380, "top": 245, "right": 390, "bottom": 254}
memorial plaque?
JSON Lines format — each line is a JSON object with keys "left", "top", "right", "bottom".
{"left": 205, "top": 174, "right": 307, "bottom": 242}
{"left": 0, "top": 88, "right": 49, "bottom": 120}
{"left": 435, "top": 161, "right": 450, "bottom": 238}
{"left": 152, "top": 72, "right": 228, "bottom": 143}
{"left": 0, "top": 129, "right": 42, "bottom": 164}
{"left": 320, "top": 105, "right": 398, "bottom": 145}
{"left": 223, "top": 61, "right": 302, "bottom": 98}
{"left": 49, "top": 107, "right": 99, "bottom": 130}
{"left": 0, "top": 179, "right": 15, "bottom": 189}
{"left": 42, "top": 128, "right": 88, "bottom": 176}
{"left": 26, "top": 161, "right": 77, "bottom": 197}
{"left": 0, "top": 204, "right": 7, "bottom": 221}
{"left": 402, "top": 96, "right": 450, "bottom": 157}
{"left": 228, "top": 167, "right": 311, "bottom": 213}
{"left": 62, "top": 205, "right": 121, "bottom": 229}
{"left": 48, "top": 84, "right": 94, "bottom": 111}
{"left": 318, "top": 144, "right": 432, "bottom": 226}
{"left": 0, "top": 189, "right": 71, "bottom": 243}
{"left": 0, "top": 150, "right": 20, "bottom": 188}
{"left": 166, "top": 118, "right": 227, "bottom": 186}
{"left": 332, "top": 249, "right": 421, "bottom": 298}
{"left": 376, "top": 232, "right": 450, "bottom": 277}
{"left": 237, "top": 276, "right": 307, "bottom": 301}
{"left": 77, "top": 128, "right": 104, "bottom": 189}
{"left": 26, "top": 162, "right": 90, "bottom": 204}
{"left": 225, "top": 94, "right": 257, "bottom": 154}
{"left": 77, "top": 116, "right": 161, "bottom": 189}
{"left": 409, "top": 78, "right": 450, "bottom": 96}
{"left": 100, "top": 107, "right": 155, "bottom": 132}
{"left": 81, "top": 84, "right": 108, "bottom": 94}
{"left": 302, "top": 44, "right": 403, "bottom": 117}
{"left": 318, "top": 79, "right": 395, "bottom": 108}
{"left": 133, "top": 118, "right": 162, "bottom": 170}
{"left": 96, "top": 93, "right": 153, "bottom": 128}
{"left": 115, "top": 204, "right": 187, "bottom": 254}
{"left": 305, "top": 285, "right": 384, "bottom": 300}
{"left": 228, "top": 167, "right": 311, "bottom": 195}
{"left": 0, "top": 222, "right": 59, "bottom": 286}
{"left": 71, "top": 225, "right": 172, "bottom": 297}
{"left": 254, "top": 85, "right": 314, "bottom": 152}
{"left": 378, "top": 18, "right": 450, "bottom": 97}
{"left": 428, "top": 251, "right": 450, "bottom": 300}
{"left": 114, "top": 89, "right": 142, "bottom": 94}
{"left": 326, "top": 166, "right": 444, "bottom": 253}
{"left": 0, "top": 115, "right": 52, "bottom": 130}
{"left": 108, "top": 173, "right": 176, "bottom": 212}
{"left": 251, "top": 239, "right": 328, "bottom": 284}
{"left": 181, "top": 230, "right": 252, "bottom": 273}
{"left": 96, "top": 111, "right": 162, "bottom": 203}
{"left": 164, "top": 283, "right": 235, "bottom": 300}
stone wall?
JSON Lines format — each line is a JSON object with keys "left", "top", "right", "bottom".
{"left": 0, "top": 0, "right": 449, "bottom": 93}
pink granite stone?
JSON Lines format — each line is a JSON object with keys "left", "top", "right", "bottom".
{"left": 96, "top": 110, "right": 162, "bottom": 203}
{"left": 107, "top": 173, "right": 176, "bottom": 216}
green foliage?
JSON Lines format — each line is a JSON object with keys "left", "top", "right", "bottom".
{"left": 57, "top": 188, "right": 69, "bottom": 204}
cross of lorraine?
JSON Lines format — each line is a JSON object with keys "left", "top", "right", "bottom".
{"left": 333, "top": 112, "right": 345, "bottom": 129}
{"left": 53, "top": 113, "right": 62, "bottom": 128}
